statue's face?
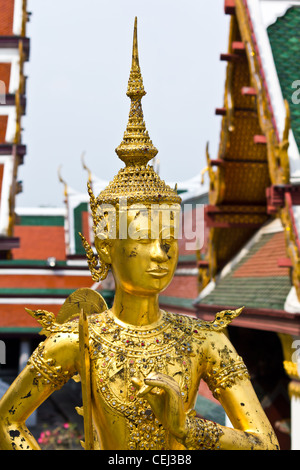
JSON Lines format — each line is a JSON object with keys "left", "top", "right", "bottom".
{"left": 109, "top": 205, "right": 180, "bottom": 296}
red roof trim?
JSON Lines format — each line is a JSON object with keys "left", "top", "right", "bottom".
{"left": 196, "top": 304, "right": 300, "bottom": 336}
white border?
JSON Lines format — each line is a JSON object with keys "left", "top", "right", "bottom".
{"left": 0, "top": 297, "right": 65, "bottom": 305}
{"left": 0, "top": 268, "right": 91, "bottom": 276}
{"left": 247, "top": 0, "right": 300, "bottom": 181}
{"left": 259, "top": 0, "right": 300, "bottom": 28}
{"left": 12, "top": 0, "right": 24, "bottom": 36}
{"left": 0, "top": 105, "right": 17, "bottom": 143}
{"left": 15, "top": 207, "right": 67, "bottom": 216}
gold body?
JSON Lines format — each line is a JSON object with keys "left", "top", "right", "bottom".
{"left": 0, "top": 19, "right": 279, "bottom": 451}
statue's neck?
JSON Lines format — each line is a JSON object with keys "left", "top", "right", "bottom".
{"left": 111, "top": 285, "right": 161, "bottom": 327}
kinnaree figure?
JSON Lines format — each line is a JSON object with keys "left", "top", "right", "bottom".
{"left": 0, "top": 19, "right": 279, "bottom": 451}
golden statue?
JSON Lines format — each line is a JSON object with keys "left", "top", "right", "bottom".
{"left": 0, "top": 19, "right": 279, "bottom": 451}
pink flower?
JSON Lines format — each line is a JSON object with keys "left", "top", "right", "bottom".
{"left": 63, "top": 423, "right": 69, "bottom": 429}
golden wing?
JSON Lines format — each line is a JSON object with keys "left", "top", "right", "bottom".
{"left": 56, "top": 288, "right": 107, "bottom": 450}
{"left": 56, "top": 288, "right": 108, "bottom": 324}
{"left": 26, "top": 288, "right": 107, "bottom": 450}
{"left": 25, "top": 288, "right": 108, "bottom": 337}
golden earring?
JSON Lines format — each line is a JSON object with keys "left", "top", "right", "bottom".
{"left": 79, "top": 233, "right": 109, "bottom": 282}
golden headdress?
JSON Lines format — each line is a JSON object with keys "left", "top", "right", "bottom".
{"left": 81, "top": 18, "right": 181, "bottom": 280}
{"left": 88, "top": 17, "right": 181, "bottom": 214}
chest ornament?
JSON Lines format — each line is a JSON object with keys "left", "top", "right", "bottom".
{"left": 88, "top": 311, "right": 197, "bottom": 449}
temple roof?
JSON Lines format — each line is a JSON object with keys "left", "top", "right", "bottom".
{"left": 196, "top": 218, "right": 291, "bottom": 311}
{"left": 198, "top": 0, "right": 300, "bottom": 312}
{"left": 0, "top": 0, "right": 29, "bottom": 252}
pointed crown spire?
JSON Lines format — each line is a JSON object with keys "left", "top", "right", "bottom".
{"left": 89, "top": 18, "right": 181, "bottom": 214}
{"left": 115, "top": 17, "right": 158, "bottom": 166}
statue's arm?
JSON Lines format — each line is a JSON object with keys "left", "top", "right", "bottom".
{"left": 186, "top": 331, "right": 279, "bottom": 450}
{"left": 131, "top": 326, "right": 279, "bottom": 450}
{"left": 0, "top": 331, "right": 79, "bottom": 450}
{"left": 216, "top": 379, "right": 279, "bottom": 450}
{"left": 180, "top": 379, "right": 279, "bottom": 450}
{"left": 134, "top": 369, "right": 279, "bottom": 450}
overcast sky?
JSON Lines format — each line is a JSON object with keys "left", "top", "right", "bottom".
{"left": 17, "top": 0, "right": 229, "bottom": 208}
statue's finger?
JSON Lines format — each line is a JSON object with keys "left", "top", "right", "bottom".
{"left": 131, "top": 377, "right": 143, "bottom": 390}
{"left": 136, "top": 384, "right": 154, "bottom": 397}
{"left": 144, "top": 376, "right": 179, "bottom": 394}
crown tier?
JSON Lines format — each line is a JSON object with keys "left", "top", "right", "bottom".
{"left": 91, "top": 18, "right": 181, "bottom": 217}
{"left": 115, "top": 17, "right": 158, "bottom": 166}
{"left": 95, "top": 164, "right": 181, "bottom": 207}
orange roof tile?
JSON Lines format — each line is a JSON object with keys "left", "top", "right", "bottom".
{"left": 0, "top": 0, "right": 15, "bottom": 36}
{"left": 0, "top": 274, "right": 91, "bottom": 290}
{"left": 0, "top": 303, "right": 63, "bottom": 328}
{"left": 163, "top": 275, "right": 198, "bottom": 299}
{"left": 0, "top": 63, "right": 11, "bottom": 92}
{"left": 12, "top": 226, "right": 67, "bottom": 261}
{"left": 0, "top": 116, "right": 8, "bottom": 143}
{"left": 233, "top": 231, "right": 289, "bottom": 278}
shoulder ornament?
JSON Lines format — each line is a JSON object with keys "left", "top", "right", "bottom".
{"left": 25, "top": 288, "right": 108, "bottom": 337}
{"left": 196, "top": 307, "right": 244, "bottom": 332}
{"left": 25, "top": 308, "right": 72, "bottom": 337}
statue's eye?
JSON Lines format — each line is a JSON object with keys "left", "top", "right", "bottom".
{"left": 136, "top": 236, "right": 151, "bottom": 244}
{"left": 138, "top": 239, "right": 149, "bottom": 244}
{"left": 162, "top": 241, "right": 172, "bottom": 253}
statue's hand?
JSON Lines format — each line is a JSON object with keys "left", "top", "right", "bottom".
{"left": 132, "top": 372, "right": 187, "bottom": 440}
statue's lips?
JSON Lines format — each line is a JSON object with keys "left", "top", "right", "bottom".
{"left": 146, "top": 268, "right": 169, "bottom": 278}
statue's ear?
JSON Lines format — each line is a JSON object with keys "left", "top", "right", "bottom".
{"left": 94, "top": 236, "right": 112, "bottom": 265}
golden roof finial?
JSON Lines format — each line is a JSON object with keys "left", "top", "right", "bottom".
{"left": 115, "top": 17, "right": 158, "bottom": 166}
{"left": 58, "top": 165, "right": 68, "bottom": 199}
{"left": 81, "top": 151, "right": 92, "bottom": 184}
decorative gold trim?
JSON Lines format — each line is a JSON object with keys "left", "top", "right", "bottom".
{"left": 204, "top": 358, "right": 250, "bottom": 400}
{"left": 288, "top": 380, "right": 300, "bottom": 400}
{"left": 281, "top": 195, "right": 300, "bottom": 300}
{"left": 21, "top": 0, "right": 28, "bottom": 37}
{"left": 182, "top": 415, "right": 224, "bottom": 450}
{"left": 284, "top": 361, "right": 299, "bottom": 379}
{"left": 203, "top": 143, "right": 226, "bottom": 206}
{"left": 79, "top": 309, "right": 94, "bottom": 450}
{"left": 79, "top": 232, "right": 109, "bottom": 282}
{"left": 28, "top": 344, "right": 73, "bottom": 389}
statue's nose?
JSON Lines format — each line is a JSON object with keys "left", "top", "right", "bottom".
{"left": 150, "top": 240, "right": 168, "bottom": 263}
